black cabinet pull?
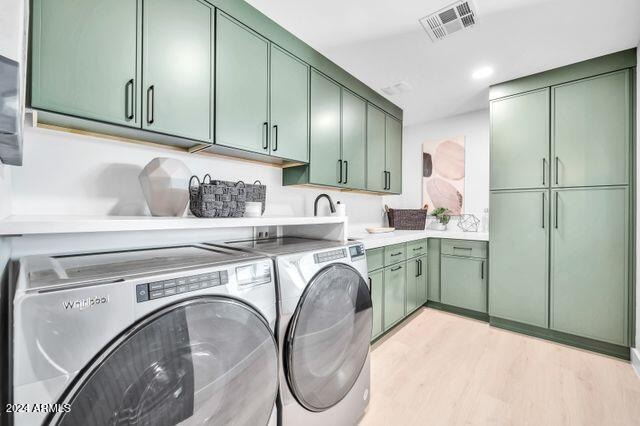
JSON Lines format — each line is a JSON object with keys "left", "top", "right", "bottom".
{"left": 555, "top": 156, "right": 559, "bottom": 185}
{"left": 390, "top": 252, "right": 401, "bottom": 257}
{"left": 391, "top": 265, "right": 402, "bottom": 272}
{"left": 344, "top": 161, "right": 349, "bottom": 184}
{"left": 387, "top": 172, "right": 391, "bottom": 190}
{"left": 146, "top": 85, "right": 155, "bottom": 124}
{"left": 338, "top": 159, "right": 343, "bottom": 184}
{"left": 555, "top": 192, "right": 559, "bottom": 229}
{"left": 413, "top": 246, "right": 423, "bottom": 251}
{"left": 262, "top": 122, "right": 269, "bottom": 150}
{"left": 541, "top": 193, "right": 545, "bottom": 229}
{"left": 542, "top": 158, "right": 546, "bottom": 185}
{"left": 384, "top": 171, "right": 388, "bottom": 190}
{"left": 415, "top": 259, "right": 420, "bottom": 277}
{"left": 125, "top": 79, "right": 134, "bottom": 120}
{"left": 453, "top": 247, "right": 472, "bottom": 251}
{"left": 272, "top": 124, "right": 278, "bottom": 151}
{"left": 481, "top": 261, "right": 485, "bottom": 280}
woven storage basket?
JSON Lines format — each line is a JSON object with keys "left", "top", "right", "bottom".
{"left": 386, "top": 207, "right": 428, "bottom": 230}
{"left": 189, "top": 175, "right": 247, "bottom": 218}
{"left": 243, "top": 180, "right": 266, "bottom": 214}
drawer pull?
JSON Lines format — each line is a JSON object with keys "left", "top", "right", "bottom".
{"left": 391, "top": 266, "right": 402, "bottom": 271}
{"left": 412, "top": 246, "right": 423, "bottom": 251}
{"left": 390, "top": 252, "right": 402, "bottom": 257}
{"left": 453, "top": 247, "right": 472, "bottom": 251}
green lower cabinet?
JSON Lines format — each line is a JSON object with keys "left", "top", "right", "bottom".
{"left": 369, "top": 269, "right": 384, "bottom": 340}
{"left": 427, "top": 239, "right": 441, "bottom": 302}
{"left": 417, "top": 255, "right": 428, "bottom": 305}
{"left": 551, "top": 186, "right": 629, "bottom": 346}
{"left": 406, "top": 258, "right": 419, "bottom": 313}
{"left": 441, "top": 255, "right": 487, "bottom": 313}
{"left": 383, "top": 263, "right": 406, "bottom": 330}
{"left": 489, "top": 190, "right": 549, "bottom": 328}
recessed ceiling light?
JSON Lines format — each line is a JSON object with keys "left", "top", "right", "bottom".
{"left": 472, "top": 66, "right": 493, "bottom": 80}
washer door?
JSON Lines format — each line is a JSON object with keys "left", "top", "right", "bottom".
{"left": 286, "top": 263, "right": 373, "bottom": 412}
{"left": 51, "top": 297, "right": 278, "bottom": 426}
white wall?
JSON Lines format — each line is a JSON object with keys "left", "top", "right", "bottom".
{"left": 11, "top": 124, "right": 387, "bottom": 225}
{"left": 388, "top": 108, "right": 490, "bottom": 221}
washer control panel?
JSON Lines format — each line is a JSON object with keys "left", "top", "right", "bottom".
{"left": 136, "top": 270, "right": 229, "bottom": 302}
{"left": 349, "top": 244, "right": 365, "bottom": 260}
{"left": 314, "top": 249, "right": 347, "bottom": 264}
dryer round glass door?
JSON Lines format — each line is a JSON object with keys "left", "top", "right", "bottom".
{"left": 285, "top": 263, "right": 373, "bottom": 411}
{"left": 49, "top": 297, "right": 278, "bottom": 426}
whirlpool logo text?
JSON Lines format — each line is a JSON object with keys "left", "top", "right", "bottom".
{"left": 63, "top": 295, "right": 110, "bottom": 311}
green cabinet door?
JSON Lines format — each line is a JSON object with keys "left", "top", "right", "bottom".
{"left": 551, "top": 187, "right": 629, "bottom": 345}
{"left": 385, "top": 115, "right": 403, "bottom": 194}
{"left": 427, "top": 239, "right": 441, "bottom": 302}
{"left": 310, "top": 71, "right": 342, "bottom": 186}
{"left": 406, "top": 258, "right": 419, "bottom": 313}
{"left": 490, "top": 88, "right": 550, "bottom": 190}
{"left": 31, "top": 0, "right": 141, "bottom": 127}
{"left": 142, "top": 0, "right": 212, "bottom": 141}
{"left": 270, "top": 45, "right": 309, "bottom": 162}
{"left": 215, "top": 12, "right": 269, "bottom": 154}
{"left": 370, "top": 270, "right": 384, "bottom": 339}
{"left": 489, "top": 190, "right": 549, "bottom": 328}
{"left": 366, "top": 104, "right": 387, "bottom": 192}
{"left": 417, "top": 255, "right": 428, "bottom": 305}
{"left": 383, "top": 263, "right": 406, "bottom": 330}
{"left": 552, "top": 70, "right": 631, "bottom": 187}
{"left": 441, "top": 255, "right": 487, "bottom": 313}
{"left": 341, "top": 90, "right": 367, "bottom": 190}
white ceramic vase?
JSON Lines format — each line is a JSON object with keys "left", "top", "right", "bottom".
{"left": 139, "top": 157, "right": 191, "bottom": 217}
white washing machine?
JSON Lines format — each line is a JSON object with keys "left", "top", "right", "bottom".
{"left": 215, "top": 238, "right": 373, "bottom": 426}
{"left": 7, "top": 245, "right": 279, "bottom": 426}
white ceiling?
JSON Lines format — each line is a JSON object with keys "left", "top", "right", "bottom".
{"left": 245, "top": 0, "right": 640, "bottom": 126}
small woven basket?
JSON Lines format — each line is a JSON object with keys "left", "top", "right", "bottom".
{"left": 189, "top": 175, "right": 247, "bottom": 218}
{"left": 386, "top": 207, "right": 428, "bottom": 230}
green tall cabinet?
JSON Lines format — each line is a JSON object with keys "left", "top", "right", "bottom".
{"left": 142, "top": 0, "right": 213, "bottom": 141}
{"left": 489, "top": 50, "right": 635, "bottom": 352}
{"left": 31, "top": 0, "right": 142, "bottom": 127}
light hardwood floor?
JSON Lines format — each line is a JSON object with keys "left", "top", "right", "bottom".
{"left": 360, "top": 308, "right": 640, "bottom": 426}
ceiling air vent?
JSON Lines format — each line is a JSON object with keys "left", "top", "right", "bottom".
{"left": 419, "top": 0, "right": 478, "bottom": 42}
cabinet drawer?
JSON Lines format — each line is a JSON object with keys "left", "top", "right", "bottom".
{"left": 406, "top": 239, "right": 427, "bottom": 258}
{"left": 441, "top": 239, "right": 487, "bottom": 259}
{"left": 366, "top": 248, "right": 384, "bottom": 271}
{"left": 384, "top": 243, "right": 406, "bottom": 265}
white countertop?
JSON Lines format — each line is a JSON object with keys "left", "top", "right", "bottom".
{"left": 0, "top": 214, "right": 348, "bottom": 236}
{"left": 349, "top": 229, "right": 489, "bottom": 249}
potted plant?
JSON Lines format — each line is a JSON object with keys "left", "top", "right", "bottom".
{"left": 431, "top": 207, "right": 451, "bottom": 231}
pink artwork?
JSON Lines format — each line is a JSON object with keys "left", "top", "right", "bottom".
{"left": 422, "top": 137, "right": 465, "bottom": 215}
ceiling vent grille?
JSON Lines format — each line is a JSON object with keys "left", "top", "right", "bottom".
{"left": 419, "top": 0, "right": 478, "bottom": 42}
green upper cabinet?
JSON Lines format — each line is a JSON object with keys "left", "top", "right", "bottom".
{"left": 489, "top": 190, "right": 549, "bottom": 328}
{"left": 142, "top": 0, "right": 212, "bottom": 141}
{"left": 385, "top": 115, "right": 403, "bottom": 194}
{"left": 551, "top": 70, "right": 631, "bottom": 187}
{"left": 490, "top": 88, "right": 550, "bottom": 190}
{"left": 215, "top": 12, "right": 269, "bottom": 154}
{"left": 366, "top": 105, "right": 387, "bottom": 192}
{"left": 309, "top": 71, "right": 342, "bottom": 186}
{"left": 550, "top": 187, "right": 629, "bottom": 345}
{"left": 270, "top": 45, "right": 309, "bottom": 162}
{"left": 341, "top": 90, "right": 367, "bottom": 190}
{"left": 31, "top": 0, "right": 142, "bottom": 127}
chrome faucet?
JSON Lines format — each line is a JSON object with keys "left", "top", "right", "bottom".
{"left": 314, "top": 194, "right": 336, "bottom": 216}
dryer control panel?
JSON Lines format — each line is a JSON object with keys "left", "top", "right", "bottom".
{"left": 136, "top": 271, "right": 229, "bottom": 302}
{"left": 314, "top": 249, "right": 346, "bottom": 264}
{"left": 349, "top": 244, "right": 365, "bottom": 260}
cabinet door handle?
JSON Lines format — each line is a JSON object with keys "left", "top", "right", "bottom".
{"left": 415, "top": 259, "right": 420, "bottom": 277}
{"left": 368, "top": 277, "right": 372, "bottom": 288}
{"left": 542, "top": 158, "right": 547, "bottom": 186}
{"left": 419, "top": 259, "right": 423, "bottom": 276}
{"left": 555, "top": 156, "right": 559, "bottom": 185}
{"left": 146, "top": 85, "right": 155, "bottom": 124}
{"left": 125, "top": 79, "right": 134, "bottom": 120}
{"left": 344, "top": 161, "right": 348, "bottom": 184}
{"left": 338, "top": 159, "right": 343, "bottom": 184}
{"left": 541, "top": 192, "right": 545, "bottom": 229}
{"left": 481, "top": 261, "right": 485, "bottom": 280}
{"left": 391, "top": 266, "right": 402, "bottom": 272}
{"left": 388, "top": 172, "right": 392, "bottom": 190}
{"left": 453, "top": 247, "right": 472, "bottom": 251}
{"left": 413, "top": 246, "right": 423, "bottom": 251}
{"left": 262, "top": 122, "right": 269, "bottom": 150}
{"left": 272, "top": 125, "right": 278, "bottom": 151}
{"left": 555, "top": 192, "right": 559, "bottom": 229}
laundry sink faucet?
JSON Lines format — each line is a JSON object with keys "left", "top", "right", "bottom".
{"left": 314, "top": 194, "right": 336, "bottom": 216}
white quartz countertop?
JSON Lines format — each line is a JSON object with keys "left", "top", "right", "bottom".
{"left": 0, "top": 215, "right": 348, "bottom": 236}
{"left": 349, "top": 229, "right": 489, "bottom": 249}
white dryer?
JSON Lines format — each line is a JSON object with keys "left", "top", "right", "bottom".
{"left": 217, "top": 238, "right": 373, "bottom": 426}
{"left": 7, "top": 245, "right": 279, "bottom": 426}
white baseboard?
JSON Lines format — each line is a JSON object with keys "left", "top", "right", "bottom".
{"left": 632, "top": 348, "right": 640, "bottom": 378}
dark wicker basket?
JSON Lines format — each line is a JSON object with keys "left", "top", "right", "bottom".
{"left": 189, "top": 175, "right": 247, "bottom": 218}
{"left": 387, "top": 208, "right": 428, "bottom": 230}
